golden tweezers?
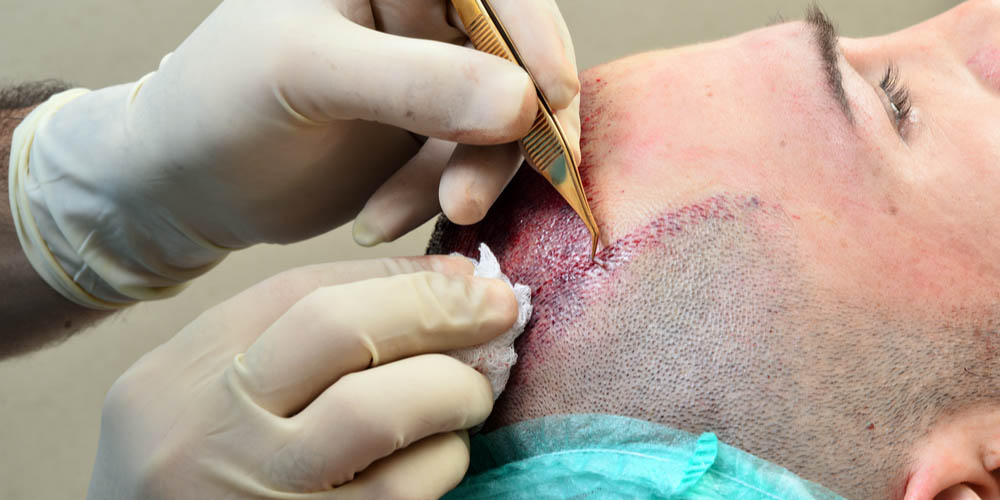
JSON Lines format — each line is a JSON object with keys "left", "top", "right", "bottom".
{"left": 450, "top": 0, "right": 600, "bottom": 258}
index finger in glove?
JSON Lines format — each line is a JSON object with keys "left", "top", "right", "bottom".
{"left": 499, "top": 0, "right": 581, "bottom": 164}
{"left": 202, "top": 255, "right": 475, "bottom": 351}
{"left": 282, "top": 17, "right": 537, "bottom": 145}
{"left": 437, "top": 0, "right": 582, "bottom": 224}
{"left": 237, "top": 271, "right": 517, "bottom": 416}
{"left": 455, "top": 0, "right": 581, "bottom": 110}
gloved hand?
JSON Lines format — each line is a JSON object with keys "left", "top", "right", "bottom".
{"left": 9, "top": 0, "right": 580, "bottom": 308}
{"left": 87, "top": 255, "right": 517, "bottom": 500}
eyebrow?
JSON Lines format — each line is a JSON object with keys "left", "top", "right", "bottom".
{"left": 806, "top": 7, "right": 854, "bottom": 123}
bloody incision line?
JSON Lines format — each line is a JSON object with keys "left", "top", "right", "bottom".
{"left": 427, "top": 164, "right": 771, "bottom": 308}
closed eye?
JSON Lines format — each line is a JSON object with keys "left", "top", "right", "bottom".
{"left": 879, "top": 65, "right": 912, "bottom": 136}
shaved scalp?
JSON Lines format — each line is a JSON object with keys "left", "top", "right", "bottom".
{"left": 428, "top": 166, "right": 1000, "bottom": 499}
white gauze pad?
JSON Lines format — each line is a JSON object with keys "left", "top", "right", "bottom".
{"left": 448, "top": 243, "right": 532, "bottom": 400}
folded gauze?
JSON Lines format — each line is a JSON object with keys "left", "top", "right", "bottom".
{"left": 448, "top": 243, "right": 532, "bottom": 401}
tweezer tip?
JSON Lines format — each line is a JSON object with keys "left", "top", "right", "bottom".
{"left": 589, "top": 232, "right": 599, "bottom": 261}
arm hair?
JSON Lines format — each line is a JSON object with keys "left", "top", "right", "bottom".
{"left": 0, "top": 80, "right": 110, "bottom": 359}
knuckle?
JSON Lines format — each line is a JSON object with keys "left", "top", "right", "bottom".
{"left": 377, "top": 257, "right": 422, "bottom": 276}
{"left": 381, "top": 255, "right": 473, "bottom": 277}
{"left": 414, "top": 274, "right": 474, "bottom": 329}
{"left": 416, "top": 273, "right": 516, "bottom": 337}
{"left": 461, "top": 62, "right": 535, "bottom": 141}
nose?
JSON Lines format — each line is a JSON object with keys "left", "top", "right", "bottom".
{"left": 928, "top": 0, "right": 1000, "bottom": 55}
{"left": 838, "top": 0, "right": 995, "bottom": 83}
{"left": 964, "top": 0, "right": 1000, "bottom": 18}
{"left": 947, "top": 0, "right": 1000, "bottom": 93}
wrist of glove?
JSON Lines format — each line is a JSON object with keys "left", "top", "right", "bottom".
{"left": 9, "top": 0, "right": 584, "bottom": 310}
{"left": 9, "top": 76, "right": 230, "bottom": 309}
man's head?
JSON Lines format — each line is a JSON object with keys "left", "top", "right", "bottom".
{"left": 429, "top": 2, "right": 1000, "bottom": 499}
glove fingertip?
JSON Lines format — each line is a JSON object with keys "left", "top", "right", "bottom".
{"left": 440, "top": 191, "right": 489, "bottom": 226}
{"left": 352, "top": 216, "right": 385, "bottom": 247}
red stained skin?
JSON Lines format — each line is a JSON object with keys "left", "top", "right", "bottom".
{"left": 968, "top": 46, "right": 1000, "bottom": 93}
{"left": 433, "top": 164, "right": 761, "bottom": 378}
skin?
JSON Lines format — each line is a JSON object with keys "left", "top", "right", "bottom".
{"left": 585, "top": 3, "right": 999, "bottom": 310}
{"left": 429, "top": 1, "right": 1000, "bottom": 499}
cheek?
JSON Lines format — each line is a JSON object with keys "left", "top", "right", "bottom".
{"left": 578, "top": 74, "right": 853, "bottom": 243}
{"left": 484, "top": 193, "right": 810, "bottom": 432}
{"left": 968, "top": 46, "right": 1000, "bottom": 92}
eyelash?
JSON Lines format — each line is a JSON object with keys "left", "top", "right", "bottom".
{"left": 879, "top": 65, "right": 911, "bottom": 133}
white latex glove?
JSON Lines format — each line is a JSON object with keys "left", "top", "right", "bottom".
{"left": 87, "top": 255, "right": 517, "bottom": 500}
{"left": 9, "top": 0, "right": 580, "bottom": 308}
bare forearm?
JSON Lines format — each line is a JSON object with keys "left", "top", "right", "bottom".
{"left": 1, "top": 83, "right": 110, "bottom": 359}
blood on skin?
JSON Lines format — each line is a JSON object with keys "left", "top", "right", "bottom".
{"left": 430, "top": 162, "right": 766, "bottom": 364}
{"left": 577, "top": 70, "right": 631, "bottom": 210}
{"left": 428, "top": 165, "right": 794, "bottom": 438}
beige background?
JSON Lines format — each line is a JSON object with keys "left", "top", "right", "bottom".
{"left": 0, "top": 1, "right": 959, "bottom": 498}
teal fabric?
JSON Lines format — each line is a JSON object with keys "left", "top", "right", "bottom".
{"left": 444, "top": 414, "right": 846, "bottom": 499}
